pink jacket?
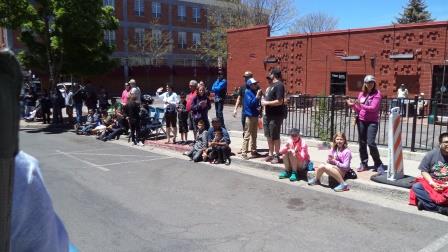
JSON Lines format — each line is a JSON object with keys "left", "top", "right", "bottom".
{"left": 328, "top": 148, "right": 352, "bottom": 172}
{"left": 279, "top": 138, "right": 310, "bottom": 162}
{"left": 353, "top": 90, "right": 382, "bottom": 123}
{"left": 121, "top": 89, "right": 130, "bottom": 105}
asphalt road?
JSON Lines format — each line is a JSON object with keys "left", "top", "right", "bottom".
{"left": 19, "top": 128, "right": 448, "bottom": 252}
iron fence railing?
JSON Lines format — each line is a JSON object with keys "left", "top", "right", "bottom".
{"left": 281, "top": 95, "right": 448, "bottom": 152}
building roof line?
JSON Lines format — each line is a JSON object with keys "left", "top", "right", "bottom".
{"left": 267, "top": 21, "right": 448, "bottom": 41}
{"left": 227, "top": 25, "right": 270, "bottom": 34}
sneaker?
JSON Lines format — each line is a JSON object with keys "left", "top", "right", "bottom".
{"left": 357, "top": 164, "right": 367, "bottom": 172}
{"left": 307, "top": 177, "right": 320, "bottom": 186}
{"left": 225, "top": 158, "right": 231, "bottom": 165}
{"left": 265, "top": 155, "right": 274, "bottom": 162}
{"left": 279, "top": 171, "right": 291, "bottom": 179}
{"left": 137, "top": 141, "right": 144, "bottom": 146}
{"left": 241, "top": 154, "right": 250, "bottom": 160}
{"left": 250, "top": 151, "right": 262, "bottom": 158}
{"left": 333, "top": 183, "right": 349, "bottom": 192}
{"left": 438, "top": 206, "right": 448, "bottom": 216}
{"left": 289, "top": 172, "right": 298, "bottom": 182}
{"left": 416, "top": 199, "right": 424, "bottom": 211}
{"left": 271, "top": 155, "right": 280, "bottom": 164}
{"left": 376, "top": 164, "right": 386, "bottom": 175}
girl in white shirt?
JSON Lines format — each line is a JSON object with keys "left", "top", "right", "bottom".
{"left": 156, "top": 84, "right": 179, "bottom": 143}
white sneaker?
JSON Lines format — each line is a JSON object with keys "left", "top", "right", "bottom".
{"left": 137, "top": 141, "right": 144, "bottom": 146}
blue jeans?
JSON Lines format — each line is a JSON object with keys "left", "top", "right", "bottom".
{"left": 74, "top": 102, "right": 83, "bottom": 125}
{"left": 215, "top": 101, "right": 225, "bottom": 128}
{"left": 412, "top": 182, "right": 440, "bottom": 211}
{"left": 357, "top": 121, "right": 382, "bottom": 167}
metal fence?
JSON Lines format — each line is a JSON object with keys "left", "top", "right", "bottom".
{"left": 281, "top": 95, "right": 448, "bottom": 152}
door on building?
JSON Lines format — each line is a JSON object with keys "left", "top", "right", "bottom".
{"left": 432, "top": 65, "right": 448, "bottom": 103}
{"left": 330, "top": 72, "right": 346, "bottom": 95}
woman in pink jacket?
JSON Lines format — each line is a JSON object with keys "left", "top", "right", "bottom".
{"left": 278, "top": 128, "right": 310, "bottom": 182}
{"left": 308, "top": 132, "right": 352, "bottom": 192}
{"left": 346, "top": 75, "right": 385, "bottom": 174}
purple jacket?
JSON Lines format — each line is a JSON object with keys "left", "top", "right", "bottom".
{"left": 353, "top": 90, "right": 382, "bottom": 123}
{"left": 328, "top": 148, "right": 352, "bottom": 172}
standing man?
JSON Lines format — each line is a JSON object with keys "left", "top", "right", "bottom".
{"left": 72, "top": 83, "right": 85, "bottom": 128}
{"left": 186, "top": 80, "right": 198, "bottom": 139}
{"left": 211, "top": 70, "right": 227, "bottom": 128}
{"left": 241, "top": 78, "right": 262, "bottom": 160}
{"left": 410, "top": 132, "right": 448, "bottom": 216}
{"left": 121, "top": 82, "right": 131, "bottom": 106}
{"left": 129, "top": 79, "right": 141, "bottom": 104}
{"left": 262, "top": 68, "right": 286, "bottom": 164}
{"left": 397, "top": 83, "right": 408, "bottom": 116}
{"left": 233, "top": 71, "right": 253, "bottom": 154}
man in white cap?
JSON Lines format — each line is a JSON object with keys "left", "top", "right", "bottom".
{"left": 233, "top": 71, "right": 253, "bottom": 153}
{"left": 241, "top": 77, "right": 262, "bottom": 159}
{"left": 129, "top": 79, "right": 141, "bottom": 103}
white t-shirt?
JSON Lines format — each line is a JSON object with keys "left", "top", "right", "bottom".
{"left": 156, "top": 91, "right": 179, "bottom": 109}
{"left": 130, "top": 86, "right": 141, "bottom": 103}
{"left": 397, "top": 88, "right": 408, "bottom": 98}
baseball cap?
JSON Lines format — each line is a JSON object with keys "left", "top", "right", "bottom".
{"left": 246, "top": 78, "right": 259, "bottom": 85}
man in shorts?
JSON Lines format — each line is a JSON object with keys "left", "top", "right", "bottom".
{"left": 262, "top": 68, "right": 286, "bottom": 164}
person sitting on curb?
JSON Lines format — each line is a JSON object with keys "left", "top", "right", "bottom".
{"left": 308, "top": 132, "right": 352, "bottom": 192}
{"left": 204, "top": 129, "right": 231, "bottom": 165}
{"left": 207, "top": 117, "right": 231, "bottom": 147}
{"left": 183, "top": 120, "right": 208, "bottom": 162}
{"left": 77, "top": 108, "right": 100, "bottom": 135}
{"left": 278, "top": 128, "right": 310, "bottom": 182}
{"left": 241, "top": 77, "right": 262, "bottom": 160}
{"left": 409, "top": 132, "right": 448, "bottom": 216}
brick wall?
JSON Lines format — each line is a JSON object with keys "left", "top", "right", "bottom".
{"left": 227, "top": 25, "right": 270, "bottom": 91}
{"left": 227, "top": 22, "right": 448, "bottom": 98}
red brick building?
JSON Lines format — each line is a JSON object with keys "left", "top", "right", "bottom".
{"left": 1, "top": 0, "right": 223, "bottom": 94}
{"left": 227, "top": 22, "right": 448, "bottom": 99}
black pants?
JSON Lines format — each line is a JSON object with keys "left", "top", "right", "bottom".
{"left": 209, "top": 146, "right": 231, "bottom": 163}
{"left": 42, "top": 111, "right": 51, "bottom": 124}
{"left": 215, "top": 101, "right": 225, "bottom": 128}
{"left": 357, "top": 121, "right": 382, "bottom": 167}
{"left": 129, "top": 119, "right": 140, "bottom": 144}
{"left": 52, "top": 107, "right": 63, "bottom": 124}
{"left": 104, "top": 128, "right": 124, "bottom": 141}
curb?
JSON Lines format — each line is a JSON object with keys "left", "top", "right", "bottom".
{"left": 140, "top": 137, "right": 411, "bottom": 201}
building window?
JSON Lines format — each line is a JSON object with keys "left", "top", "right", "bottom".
{"left": 135, "top": 0, "right": 144, "bottom": 16}
{"left": 192, "top": 7, "right": 200, "bottom": 23}
{"left": 135, "top": 28, "right": 145, "bottom": 46}
{"left": 177, "top": 5, "right": 186, "bottom": 22}
{"left": 103, "top": 0, "right": 114, "bottom": 8}
{"left": 178, "top": 31, "right": 186, "bottom": 49}
{"left": 152, "top": 29, "right": 161, "bottom": 44}
{"left": 104, "top": 30, "right": 116, "bottom": 46}
{"left": 192, "top": 32, "right": 201, "bottom": 46}
{"left": 152, "top": 2, "right": 161, "bottom": 18}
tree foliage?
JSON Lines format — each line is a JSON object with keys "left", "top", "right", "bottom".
{"left": 0, "top": 0, "right": 118, "bottom": 85}
{"left": 288, "top": 12, "right": 338, "bottom": 34}
{"left": 395, "top": 0, "right": 434, "bottom": 24}
{"left": 194, "top": 0, "right": 295, "bottom": 67}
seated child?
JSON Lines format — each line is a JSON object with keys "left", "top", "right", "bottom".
{"left": 278, "top": 128, "right": 310, "bottom": 182}
{"left": 204, "top": 129, "right": 231, "bottom": 165}
{"left": 183, "top": 120, "right": 207, "bottom": 162}
{"left": 100, "top": 114, "right": 126, "bottom": 141}
{"left": 308, "top": 132, "right": 351, "bottom": 192}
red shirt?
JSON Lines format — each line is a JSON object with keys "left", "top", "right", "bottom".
{"left": 186, "top": 90, "right": 197, "bottom": 112}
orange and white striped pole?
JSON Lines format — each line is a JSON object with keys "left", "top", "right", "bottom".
{"left": 387, "top": 107, "right": 404, "bottom": 180}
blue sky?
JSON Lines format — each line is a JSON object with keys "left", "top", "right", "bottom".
{"left": 290, "top": 0, "right": 448, "bottom": 32}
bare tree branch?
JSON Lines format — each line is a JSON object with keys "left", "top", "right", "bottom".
{"left": 288, "top": 12, "right": 338, "bottom": 34}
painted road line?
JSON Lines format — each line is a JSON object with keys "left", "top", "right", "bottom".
{"left": 419, "top": 232, "right": 448, "bottom": 252}
{"left": 66, "top": 153, "right": 160, "bottom": 158}
{"left": 99, "top": 157, "right": 174, "bottom": 167}
{"left": 56, "top": 150, "right": 110, "bottom": 172}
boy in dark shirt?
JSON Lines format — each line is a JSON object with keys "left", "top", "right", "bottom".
{"left": 204, "top": 129, "right": 231, "bottom": 165}
{"left": 177, "top": 92, "right": 189, "bottom": 144}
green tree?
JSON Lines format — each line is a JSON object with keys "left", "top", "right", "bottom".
{"left": 396, "top": 0, "right": 434, "bottom": 24}
{"left": 0, "top": 0, "right": 118, "bottom": 86}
